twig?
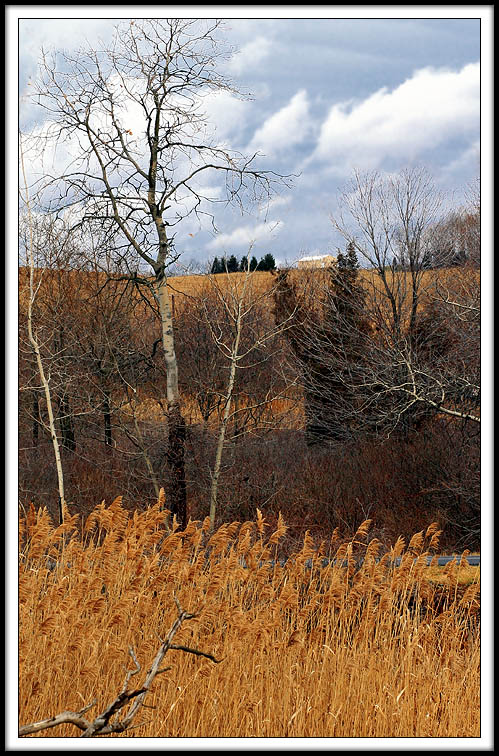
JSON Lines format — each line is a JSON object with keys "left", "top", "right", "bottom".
{"left": 169, "top": 645, "right": 223, "bottom": 664}
{"left": 19, "top": 597, "right": 221, "bottom": 738}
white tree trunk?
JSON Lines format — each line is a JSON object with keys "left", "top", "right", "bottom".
{"left": 155, "top": 277, "right": 180, "bottom": 407}
{"left": 20, "top": 136, "right": 66, "bottom": 522}
{"left": 154, "top": 276, "right": 187, "bottom": 527}
{"left": 209, "top": 310, "right": 242, "bottom": 531}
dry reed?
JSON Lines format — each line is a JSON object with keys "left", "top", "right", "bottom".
{"left": 19, "top": 498, "right": 480, "bottom": 738}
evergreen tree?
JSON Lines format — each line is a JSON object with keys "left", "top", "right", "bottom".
{"left": 305, "top": 244, "right": 369, "bottom": 443}
{"left": 260, "top": 253, "right": 276, "bottom": 271}
{"left": 226, "top": 255, "right": 239, "bottom": 273}
{"left": 345, "top": 241, "right": 360, "bottom": 271}
{"left": 328, "top": 244, "right": 368, "bottom": 346}
{"left": 237, "top": 255, "right": 269, "bottom": 272}
{"left": 337, "top": 242, "right": 360, "bottom": 276}
{"left": 273, "top": 270, "right": 327, "bottom": 446}
{"left": 275, "top": 242, "right": 370, "bottom": 446}
{"left": 336, "top": 250, "right": 347, "bottom": 269}
{"left": 210, "top": 256, "right": 222, "bottom": 274}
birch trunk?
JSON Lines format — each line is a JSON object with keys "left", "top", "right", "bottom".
{"left": 208, "top": 292, "right": 244, "bottom": 531}
{"left": 27, "top": 310, "right": 66, "bottom": 523}
{"left": 155, "top": 277, "right": 187, "bottom": 528}
{"left": 20, "top": 136, "right": 65, "bottom": 523}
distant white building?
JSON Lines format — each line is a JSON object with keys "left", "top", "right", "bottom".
{"left": 297, "top": 254, "right": 337, "bottom": 269}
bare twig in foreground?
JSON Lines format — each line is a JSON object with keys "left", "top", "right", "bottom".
{"left": 19, "top": 597, "right": 222, "bottom": 737}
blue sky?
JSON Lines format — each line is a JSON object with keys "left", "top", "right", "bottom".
{"left": 15, "top": 10, "right": 485, "bottom": 268}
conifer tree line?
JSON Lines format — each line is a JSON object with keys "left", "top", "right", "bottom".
{"left": 210, "top": 252, "right": 276, "bottom": 274}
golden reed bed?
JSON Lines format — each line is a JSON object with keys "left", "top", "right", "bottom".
{"left": 19, "top": 496, "right": 480, "bottom": 738}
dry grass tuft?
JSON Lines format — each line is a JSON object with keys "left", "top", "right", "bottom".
{"left": 19, "top": 502, "right": 479, "bottom": 737}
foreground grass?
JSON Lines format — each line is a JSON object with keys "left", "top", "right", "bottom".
{"left": 19, "top": 498, "right": 480, "bottom": 738}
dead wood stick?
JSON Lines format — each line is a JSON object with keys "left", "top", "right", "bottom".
{"left": 19, "top": 596, "right": 221, "bottom": 738}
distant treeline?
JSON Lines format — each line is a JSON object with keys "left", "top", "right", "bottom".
{"left": 210, "top": 253, "right": 276, "bottom": 274}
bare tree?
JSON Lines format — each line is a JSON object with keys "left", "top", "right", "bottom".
{"left": 195, "top": 245, "right": 297, "bottom": 530}
{"left": 18, "top": 219, "right": 157, "bottom": 511}
{"left": 19, "top": 136, "right": 66, "bottom": 523}
{"left": 327, "top": 167, "right": 481, "bottom": 433}
{"left": 26, "top": 19, "right": 288, "bottom": 527}
{"left": 332, "top": 166, "right": 443, "bottom": 336}
{"left": 276, "top": 168, "right": 480, "bottom": 443}
{"left": 174, "top": 290, "right": 229, "bottom": 431}
{"left": 19, "top": 224, "right": 85, "bottom": 457}
{"left": 273, "top": 169, "right": 480, "bottom": 542}
{"left": 426, "top": 182, "right": 480, "bottom": 270}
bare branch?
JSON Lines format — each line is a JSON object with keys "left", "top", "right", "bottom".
{"left": 19, "top": 598, "right": 221, "bottom": 738}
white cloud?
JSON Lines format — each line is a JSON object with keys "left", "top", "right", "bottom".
{"left": 207, "top": 221, "right": 283, "bottom": 251}
{"left": 441, "top": 139, "right": 480, "bottom": 181}
{"left": 19, "top": 19, "right": 114, "bottom": 85}
{"left": 256, "top": 194, "right": 293, "bottom": 217}
{"left": 226, "top": 36, "right": 271, "bottom": 76}
{"left": 248, "top": 89, "right": 313, "bottom": 156}
{"left": 200, "top": 89, "right": 252, "bottom": 143}
{"left": 266, "top": 195, "right": 293, "bottom": 210}
{"left": 21, "top": 73, "right": 235, "bottom": 207}
{"left": 21, "top": 76, "right": 151, "bottom": 192}
{"left": 311, "top": 63, "right": 479, "bottom": 174}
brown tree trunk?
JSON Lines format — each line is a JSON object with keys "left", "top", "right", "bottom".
{"left": 103, "top": 390, "right": 113, "bottom": 447}
{"left": 58, "top": 392, "right": 76, "bottom": 452}
{"left": 155, "top": 277, "right": 187, "bottom": 529}
{"left": 32, "top": 390, "right": 40, "bottom": 447}
{"left": 167, "top": 404, "right": 187, "bottom": 529}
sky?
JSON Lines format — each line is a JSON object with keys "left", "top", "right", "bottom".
{"left": 14, "top": 8, "right": 487, "bottom": 270}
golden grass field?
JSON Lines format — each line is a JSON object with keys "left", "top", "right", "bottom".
{"left": 19, "top": 265, "right": 480, "bottom": 313}
{"left": 152, "top": 267, "right": 481, "bottom": 329}
{"left": 19, "top": 497, "right": 480, "bottom": 738}
{"left": 119, "top": 391, "right": 304, "bottom": 431}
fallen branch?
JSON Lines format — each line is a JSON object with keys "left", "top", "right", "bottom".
{"left": 19, "top": 596, "right": 222, "bottom": 738}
